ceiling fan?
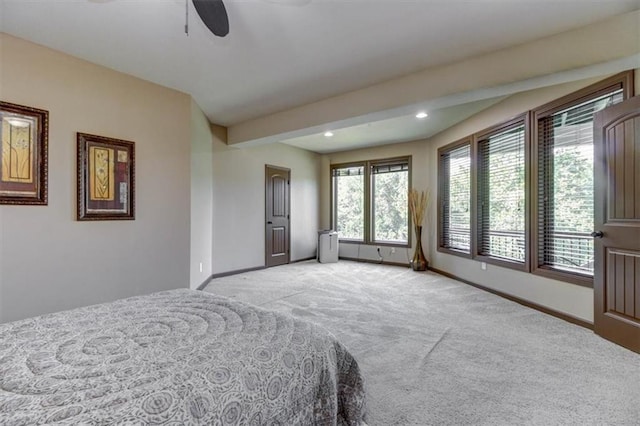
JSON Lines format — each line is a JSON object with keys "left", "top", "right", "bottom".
{"left": 92, "top": 0, "right": 306, "bottom": 39}
{"left": 190, "top": 0, "right": 311, "bottom": 38}
{"left": 192, "top": 0, "right": 229, "bottom": 38}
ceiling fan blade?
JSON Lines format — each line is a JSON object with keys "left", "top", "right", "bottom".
{"left": 192, "top": 0, "right": 229, "bottom": 37}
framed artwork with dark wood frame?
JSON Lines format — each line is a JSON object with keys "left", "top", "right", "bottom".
{"left": 77, "top": 133, "right": 135, "bottom": 221}
{"left": 0, "top": 101, "right": 49, "bottom": 205}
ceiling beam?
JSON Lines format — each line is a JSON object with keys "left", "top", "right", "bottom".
{"left": 227, "top": 10, "right": 640, "bottom": 148}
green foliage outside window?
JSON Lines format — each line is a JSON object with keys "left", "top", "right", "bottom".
{"left": 332, "top": 158, "right": 410, "bottom": 244}
{"left": 373, "top": 171, "right": 408, "bottom": 242}
{"left": 335, "top": 172, "right": 364, "bottom": 240}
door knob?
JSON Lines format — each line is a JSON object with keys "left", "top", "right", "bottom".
{"left": 267, "top": 221, "right": 273, "bottom": 224}
{"left": 590, "top": 231, "right": 604, "bottom": 238}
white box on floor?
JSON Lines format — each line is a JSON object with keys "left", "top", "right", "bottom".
{"left": 318, "top": 230, "right": 339, "bottom": 263}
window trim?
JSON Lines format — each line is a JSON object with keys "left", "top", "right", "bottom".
{"left": 437, "top": 137, "right": 473, "bottom": 258}
{"left": 530, "top": 71, "right": 634, "bottom": 287}
{"left": 435, "top": 70, "right": 634, "bottom": 287}
{"left": 330, "top": 156, "right": 412, "bottom": 248}
{"left": 371, "top": 156, "right": 412, "bottom": 245}
{"left": 473, "top": 113, "right": 531, "bottom": 272}
{"left": 330, "top": 161, "right": 367, "bottom": 243}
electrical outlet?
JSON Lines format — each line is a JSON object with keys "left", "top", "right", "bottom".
{"left": 391, "top": 247, "right": 396, "bottom": 254}
{"left": 481, "top": 262, "right": 487, "bottom": 271}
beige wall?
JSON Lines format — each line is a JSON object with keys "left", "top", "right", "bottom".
{"left": 0, "top": 34, "right": 192, "bottom": 322}
{"left": 425, "top": 77, "right": 614, "bottom": 323}
{"left": 322, "top": 73, "right": 636, "bottom": 323}
{"left": 190, "top": 100, "right": 214, "bottom": 289}
{"left": 425, "top": 70, "right": 639, "bottom": 324}
{"left": 1, "top": 27, "right": 636, "bottom": 324}
{"left": 324, "top": 140, "right": 430, "bottom": 264}
{"left": 212, "top": 137, "right": 321, "bottom": 275}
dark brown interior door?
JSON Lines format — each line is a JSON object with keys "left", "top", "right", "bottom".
{"left": 593, "top": 95, "right": 640, "bottom": 353}
{"left": 265, "top": 165, "right": 290, "bottom": 267}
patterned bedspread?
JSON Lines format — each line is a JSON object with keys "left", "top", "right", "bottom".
{"left": 0, "top": 289, "right": 365, "bottom": 425}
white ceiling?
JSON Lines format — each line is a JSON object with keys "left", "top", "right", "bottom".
{"left": 1, "top": 0, "right": 638, "bottom": 152}
{"left": 282, "top": 96, "right": 506, "bottom": 153}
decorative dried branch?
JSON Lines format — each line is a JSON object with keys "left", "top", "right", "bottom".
{"left": 409, "top": 188, "right": 429, "bottom": 228}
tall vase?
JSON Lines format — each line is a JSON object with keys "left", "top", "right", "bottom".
{"left": 410, "top": 225, "right": 428, "bottom": 271}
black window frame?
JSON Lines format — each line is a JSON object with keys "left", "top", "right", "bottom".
{"left": 331, "top": 156, "right": 412, "bottom": 248}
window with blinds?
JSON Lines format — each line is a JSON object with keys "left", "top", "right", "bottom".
{"left": 477, "top": 123, "right": 526, "bottom": 263}
{"left": 434, "top": 71, "right": 631, "bottom": 284}
{"left": 332, "top": 164, "right": 365, "bottom": 241}
{"left": 439, "top": 142, "right": 471, "bottom": 253}
{"left": 536, "top": 88, "right": 624, "bottom": 276}
{"left": 372, "top": 160, "right": 409, "bottom": 243}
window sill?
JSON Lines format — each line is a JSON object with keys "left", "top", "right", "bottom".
{"left": 473, "top": 254, "right": 527, "bottom": 272}
{"left": 437, "top": 246, "right": 472, "bottom": 259}
{"left": 531, "top": 266, "right": 593, "bottom": 288}
{"left": 372, "top": 241, "right": 410, "bottom": 249}
{"left": 340, "top": 240, "right": 409, "bottom": 249}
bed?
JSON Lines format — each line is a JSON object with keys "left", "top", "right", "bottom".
{"left": 0, "top": 289, "right": 366, "bottom": 425}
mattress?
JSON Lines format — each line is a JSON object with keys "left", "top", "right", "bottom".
{"left": 0, "top": 289, "right": 365, "bottom": 425}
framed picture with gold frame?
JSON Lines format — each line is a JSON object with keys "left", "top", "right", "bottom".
{"left": 77, "top": 133, "right": 135, "bottom": 221}
{"left": 0, "top": 101, "right": 49, "bottom": 205}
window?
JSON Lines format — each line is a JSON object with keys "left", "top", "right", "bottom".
{"left": 331, "top": 157, "right": 411, "bottom": 246}
{"left": 533, "top": 74, "right": 629, "bottom": 284}
{"left": 436, "top": 70, "right": 632, "bottom": 287}
{"left": 438, "top": 140, "right": 471, "bottom": 254}
{"left": 477, "top": 118, "right": 527, "bottom": 267}
{"left": 371, "top": 161, "right": 409, "bottom": 243}
{"left": 332, "top": 164, "right": 365, "bottom": 241}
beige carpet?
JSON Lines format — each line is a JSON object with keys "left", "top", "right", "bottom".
{"left": 204, "top": 260, "right": 640, "bottom": 425}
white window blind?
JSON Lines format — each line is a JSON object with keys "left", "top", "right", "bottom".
{"left": 537, "top": 88, "right": 624, "bottom": 275}
{"left": 440, "top": 144, "right": 471, "bottom": 252}
{"left": 478, "top": 124, "right": 526, "bottom": 262}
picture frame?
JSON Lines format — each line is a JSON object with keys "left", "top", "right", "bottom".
{"left": 0, "top": 101, "right": 49, "bottom": 205}
{"left": 77, "top": 132, "right": 135, "bottom": 221}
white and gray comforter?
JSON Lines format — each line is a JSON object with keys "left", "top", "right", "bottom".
{"left": 0, "top": 289, "right": 365, "bottom": 425}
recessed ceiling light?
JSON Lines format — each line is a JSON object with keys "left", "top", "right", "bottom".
{"left": 324, "top": 131, "right": 334, "bottom": 137}
{"left": 416, "top": 112, "right": 428, "bottom": 119}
